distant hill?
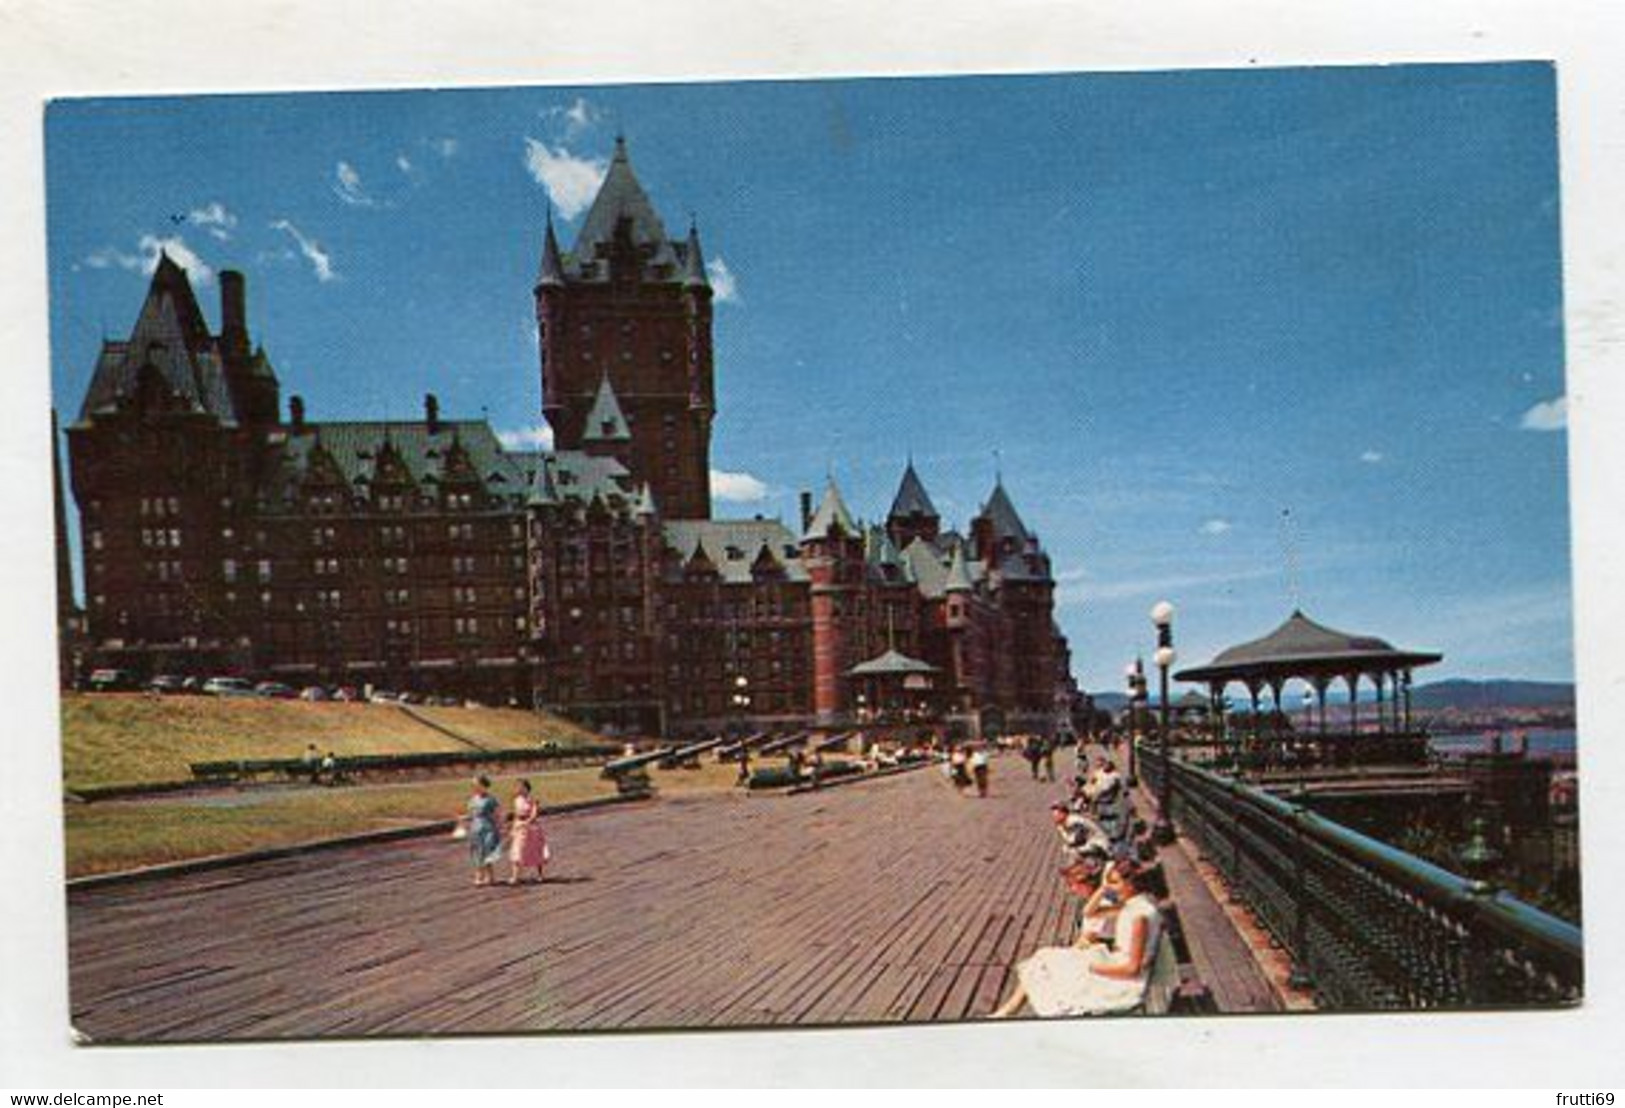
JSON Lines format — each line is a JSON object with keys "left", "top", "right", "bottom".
{"left": 1085, "top": 692, "right": 1130, "bottom": 712}
{"left": 1410, "top": 679, "right": 1574, "bottom": 711}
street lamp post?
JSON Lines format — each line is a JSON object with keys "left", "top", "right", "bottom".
{"left": 1151, "top": 600, "right": 1177, "bottom": 845}
{"left": 1123, "top": 659, "right": 1145, "bottom": 786}
{"left": 732, "top": 674, "right": 752, "bottom": 784}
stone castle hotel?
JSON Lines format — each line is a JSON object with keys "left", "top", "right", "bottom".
{"left": 64, "top": 140, "right": 1075, "bottom": 736}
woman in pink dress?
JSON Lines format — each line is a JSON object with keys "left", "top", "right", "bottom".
{"left": 507, "top": 779, "right": 550, "bottom": 885}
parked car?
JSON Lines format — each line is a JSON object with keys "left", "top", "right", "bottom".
{"left": 86, "top": 668, "right": 136, "bottom": 692}
{"left": 299, "top": 685, "right": 329, "bottom": 702}
{"left": 202, "top": 676, "right": 257, "bottom": 697}
{"left": 331, "top": 686, "right": 359, "bottom": 702}
{"left": 146, "top": 674, "right": 188, "bottom": 695}
{"left": 255, "top": 681, "right": 298, "bottom": 699}
{"left": 367, "top": 690, "right": 398, "bottom": 704}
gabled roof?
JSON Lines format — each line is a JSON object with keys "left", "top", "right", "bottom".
{"left": 888, "top": 461, "right": 938, "bottom": 520}
{"left": 902, "top": 536, "right": 986, "bottom": 600}
{"left": 1176, "top": 609, "right": 1443, "bottom": 683}
{"left": 663, "top": 519, "right": 809, "bottom": 584}
{"left": 76, "top": 252, "right": 238, "bottom": 425}
{"left": 583, "top": 375, "right": 631, "bottom": 441}
{"left": 572, "top": 136, "right": 671, "bottom": 261}
{"left": 979, "top": 479, "right": 1030, "bottom": 543}
{"left": 271, "top": 419, "right": 531, "bottom": 506}
{"left": 803, "top": 479, "right": 857, "bottom": 541}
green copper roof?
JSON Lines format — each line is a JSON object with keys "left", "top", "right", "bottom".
{"left": 803, "top": 479, "right": 857, "bottom": 541}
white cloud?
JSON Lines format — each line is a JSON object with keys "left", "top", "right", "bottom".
{"left": 430, "top": 137, "right": 458, "bottom": 159}
{"left": 544, "top": 96, "right": 606, "bottom": 139}
{"left": 332, "top": 160, "right": 377, "bottom": 207}
{"left": 1199, "top": 518, "right": 1232, "bottom": 536}
{"left": 707, "top": 257, "right": 740, "bottom": 304}
{"left": 188, "top": 201, "right": 238, "bottom": 241}
{"left": 1360, "top": 450, "right": 1385, "bottom": 464}
{"left": 497, "top": 423, "right": 555, "bottom": 451}
{"left": 711, "top": 469, "right": 770, "bottom": 503}
{"left": 1520, "top": 395, "right": 1567, "bottom": 432}
{"left": 269, "top": 220, "right": 336, "bottom": 282}
{"left": 84, "top": 245, "right": 141, "bottom": 271}
{"left": 522, "top": 139, "right": 607, "bottom": 220}
{"left": 395, "top": 153, "right": 415, "bottom": 176}
{"left": 86, "top": 235, "right": 215, "bottom": 285}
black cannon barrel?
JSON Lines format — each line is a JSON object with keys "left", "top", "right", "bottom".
{"left": 716, "top": 731, "right": 773, "bottom": 761}
{"left": 601, "top": 746, "right": 678, "bottom": 777}
{"left": 659, "top": 736, "right": 727, "bottom": 767}
{"left": 756, "top": 731, "right": 811, "bottom": 756}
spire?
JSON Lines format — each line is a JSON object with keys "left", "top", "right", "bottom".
{"left": 888, "top": 460, "right": 938, "bottom": 521}
{"left": 980, "top": 478, "right": 1030, "bottom": 543}
{"left": 633, "top": 481, "right": 658, "bottom": 517}
{"left": 583, "top": 375, "right": 632, "bottom": 442}
{"left": 572, "top": 134, "right": 670, "bottom": 257}
{"left": 803, "top": 478, "right": 856, "bottom": 541}
{"left": 537, "top": 206, "right": 566, "bottom": 286}
{"left": 944, "top": 542, "right": 974, "bottom": 593}
{"left": 682, "top": 217, "right": 710, "bottom": 289}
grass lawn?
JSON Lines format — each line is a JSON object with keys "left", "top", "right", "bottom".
{"left": 59, "top": 693, "right": 603, "bottom": 791}
{"left": 63, "top": 761, "right": 742, "bottom": 878}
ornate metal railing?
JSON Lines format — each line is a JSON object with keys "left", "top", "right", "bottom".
{"left": 1138, "top": 742, "right": 1582, "bottom": 1009}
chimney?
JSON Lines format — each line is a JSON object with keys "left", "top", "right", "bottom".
{"left": 220, "top": 270, "right": 248, "bottom": 353}
{"left": 289, "top": 394, "right": 305, "bottom": 429}
{"left": 799, "top": 489, "right": 813, "bottom": 534}
{"left": 424, "top": 393, "right": 441, "bottom": 435}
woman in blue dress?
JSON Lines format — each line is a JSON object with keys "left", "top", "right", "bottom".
{"left": 461, "top": 775, "right": 504, "bottom": 887}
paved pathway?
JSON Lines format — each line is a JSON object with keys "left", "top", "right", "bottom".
{"left": 69, "top": 756, "right": 1092, "bottom": 1040}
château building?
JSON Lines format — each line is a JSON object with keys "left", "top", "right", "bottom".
{"left": 63, "top": 139, "right": 1074, "bottom": 737}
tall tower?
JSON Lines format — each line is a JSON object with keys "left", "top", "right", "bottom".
{"left": 802, "top": 480, "right": 863, "bottom": 722}
{"left": 534, "top": 137, "right": 715, "bottom": 519}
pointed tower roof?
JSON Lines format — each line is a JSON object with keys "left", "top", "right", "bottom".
{"left": 980, "top": 479, "right": 1030, "bottom": 542}
{"left": 803, "top": 479, "right": 857, "bottom": 541}
{"left": 537, "top": 208, "right": 566, "bottom": 287}
{"left": 573, "top": 136, "right": 670, "bottom": 258}
{"left": 681, "top": 219, "right": 710, "bottom": 288}
{"left": 583, "top": 375, "right": 631, "bottom": 442}
{"left": 888, "top": 460, "right": 939, "bottom": 520}
{"left": 633, "top": 481, "right": 658, "bottom": 517}
{"left": 944, "top": 543, "right": 975, "bottom": 593}
{"left": 76, "top": 251, "right": 234, "bottom": 424}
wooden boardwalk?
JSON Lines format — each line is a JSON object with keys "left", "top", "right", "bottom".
{"left": 67, "top": 754, "right": 1276, "bottom": 1041}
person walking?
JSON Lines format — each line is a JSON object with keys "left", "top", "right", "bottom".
{"left": 460, "top": 775, "right": 504, "bottom": 887}
{"left": 1041, "top": 735, "right": 1057, "bottom": 782}
{"left": 506, "top": 779, "right": 550, "bottom": 885}
{"left": 970, "top": 744, "right": 991, "bottom": 798}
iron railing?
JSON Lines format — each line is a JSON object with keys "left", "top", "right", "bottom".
{"left": 1138, "top": 742, "right": 1582, "bottom": 1009}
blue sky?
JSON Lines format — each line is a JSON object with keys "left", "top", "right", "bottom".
{"left": 44, "top": 64, "right": 1572, "bottom": 692}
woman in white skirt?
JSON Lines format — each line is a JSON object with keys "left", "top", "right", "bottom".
{"left": 991, "top": 858, "right": 1162, "bottom": 1018}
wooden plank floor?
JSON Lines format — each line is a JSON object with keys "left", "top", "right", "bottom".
{"left": 66, "top": 755, "right": 1248, "bottom": 1041}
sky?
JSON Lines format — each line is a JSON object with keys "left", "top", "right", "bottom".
{"left": 44, "top": 63, "right": 1572, "bottom": 693}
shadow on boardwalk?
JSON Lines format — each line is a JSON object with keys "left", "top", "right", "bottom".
{"left": 66, "top": 755, "right": 1285, "bottom": 1039}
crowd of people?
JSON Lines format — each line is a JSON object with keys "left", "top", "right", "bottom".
{"left": 992, "top": 741, "right": 1169, "bottom": 1018}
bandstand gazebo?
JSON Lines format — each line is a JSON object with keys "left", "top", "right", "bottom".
{"left": 847, "top": 649, "right": 940, "bottom": 723}
{"left": 1175, "top": 609, "right": 1442, "bottom": 771}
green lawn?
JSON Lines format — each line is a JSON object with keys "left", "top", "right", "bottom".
{"left": 63, "top": 760, "right": 742, "bottom": 878}
{"left": 59, "top": 693, "right": 603, "bottom": 790}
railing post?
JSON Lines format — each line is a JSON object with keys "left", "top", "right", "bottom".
{"left": 1288, "top": 784, "right": 1314, "bottom": 990}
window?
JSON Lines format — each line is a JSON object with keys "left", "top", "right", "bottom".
{"left": 257, "top": 559, "right": 273, "bottom": 582}
{"left": 89, "top": 530, "right": 103, "bottom": 551}
{"left": 222, "top": 559, "right": 237, "bottom": 583}
{"left": 169, "top": 529, "right": 181, "bottom": 548}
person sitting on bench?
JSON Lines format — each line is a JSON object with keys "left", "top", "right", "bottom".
{"left": 991, "top": 858, "right": 1164, "bottom": 1018}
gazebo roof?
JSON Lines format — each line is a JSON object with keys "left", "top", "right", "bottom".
{"left": 1176, "top": 609, "right": 1442, "bottom": 684}
{"left": 848, "top": 649, "right": 938, "bottom": 678}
